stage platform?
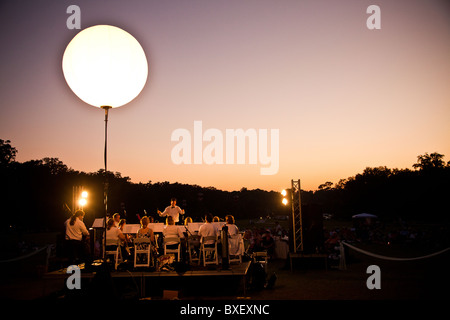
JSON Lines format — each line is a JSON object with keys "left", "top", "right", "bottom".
{"left": 44, "top": 261, "right": 252, "bottom": 299}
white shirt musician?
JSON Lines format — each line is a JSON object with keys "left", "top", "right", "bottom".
{"left": 198, "top": 214, "right": 218, "bottom": 245}
{"left": 158, "top": 198, "right": 185, "bottom": 223}
{"left": 65, "top": 211, "right": 89, "bottom": 241}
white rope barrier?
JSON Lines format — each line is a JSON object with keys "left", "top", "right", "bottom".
{"left": 340, "top": 241, "right": 450, "bottom": 263}
{"left": 0, "top": 245, "right": 52, "bottom": 263}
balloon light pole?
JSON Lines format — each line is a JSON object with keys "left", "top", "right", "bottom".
{"left": 102, "top": 105, "right": 111, "bottom": 228}
{"left": 62, "top": 25, "right": 148, "bottom": 263}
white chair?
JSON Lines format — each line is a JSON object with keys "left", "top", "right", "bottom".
{"left": 187, "top": 235, "right": 201, "bottom": 265}
{"left": 134, "top": 237, "right": 151, "bottom": 268}
{"left": 163, "top": 236, "right": 181, "bottom": 261}
{"left": 200, "top": 236, "right": 218, "bottom": 266}
{"left": 105, "top": 239, "right": 122, "bottom": 270}
{"left": 228, "top": 234, "right": 244, "bottom": 264}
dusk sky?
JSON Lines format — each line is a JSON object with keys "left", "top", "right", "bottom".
{"left": 1, "top": 0, "right": 449, "bottom": 192}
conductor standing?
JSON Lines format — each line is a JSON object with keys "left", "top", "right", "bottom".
{"left": 158, "top": 197, "right": 185, "bottom": 224}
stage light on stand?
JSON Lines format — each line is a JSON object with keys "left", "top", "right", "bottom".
{"left": 281, "top": 189, "right": 288, "bottom": 205}
{"left": 79, "top": 198, "right": 87, "bottom": 209}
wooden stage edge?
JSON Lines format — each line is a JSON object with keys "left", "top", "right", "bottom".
{"left": 45, "top": 261, "right": 251, "bottom": 278}
{"left": 44, "top": 261, "right": 252, "bottom": 297}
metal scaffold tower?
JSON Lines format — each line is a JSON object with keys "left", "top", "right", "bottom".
{"left": 291, "top": 179, "right": 303, "bottom": 253}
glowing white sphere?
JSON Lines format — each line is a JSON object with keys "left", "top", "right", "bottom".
{"left": 62, "top": 25, "right": 148, "bottom": 108}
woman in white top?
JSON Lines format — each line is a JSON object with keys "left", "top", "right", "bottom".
{"left": 106, "top": 217, "right": 129, "bottom": 261}
{"left": 225, "top": 215, "right": 239, "bottom": 236}
{"left": 65, "top": 210, "right": 90, "bottom": 265}
{"left": 106, "top": 218, "right": 126, "bottom": 243}
{"left": 65, "top": 210, "right": 89, "bottom": 240}
{"left": 225, "top": 215, "right": 243, "bottom": 256}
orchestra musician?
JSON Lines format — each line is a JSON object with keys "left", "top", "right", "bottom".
{"left": 184, "top": 216, "right": 200, "bottom": 261}
{"left": 225, "top": 215, "right": 239, "bottom": 236}
{"left": 136, "top": 216, "right": 157, "bottom": 265}
{"left": 137, "top": 216, "right": 156, "bottom": 243}
{"left": 163, "top": 216, "right": 185, "bottom": 261}
{"left": 64, "top": 210, "right": 90, "bottom": 266}
{"left": 184, "top": 216, "right": 193, "bottom": 226}
{"left": 106, "top": 217, "right": 129, "bottom": 262}
{"left": 118, "top": 218, "right": 132, "bottom": 255}
{"left": 163, "top": 216, "right": 184, "bottom": 239}
{"left": 157, "top": 197, "right": 185, "bottom": 224}
{"left": 182, "top": 216, "right": 192, "bottom": 237}
{"left": 198, "top": 213, "right": 218, "bottom": 246}
{"left": 112, "top": 213, "right": 121, "bottom": 227}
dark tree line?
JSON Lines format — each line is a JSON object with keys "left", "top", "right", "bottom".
{"left": 308, "top": 152, "right": 450, "bottom": 222}
{"left": 1, "top": 139, "right": 449, "bottom": 232}
{"left": 0, "top": 139, "right": 285, "bottom": 232}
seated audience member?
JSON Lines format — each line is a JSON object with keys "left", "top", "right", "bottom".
{"left": 324, "top": 231, "right": 340, "bottom": 252}
{"left": 261, "top": 230, "right": 275, "bottom": 258}
{"left": 243, "top": 229, "right": 254, "bottom": 253}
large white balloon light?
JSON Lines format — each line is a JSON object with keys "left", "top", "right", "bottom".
{"left": 62, "top": 24, "right": 148, "bottom": 108}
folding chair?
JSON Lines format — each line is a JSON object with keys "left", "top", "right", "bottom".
{"left": 200, "top": 236, "right": 218, "bottom": 266}
{"left": 187, "top": 234, "right": 201, "bottom": 265}
{"left": 253, "top": 251, "right": 268, "bottom": 273}
{"left": 228, "top": 233, "right": 244, "bottom": 264}
{"left": 105, "top": 239, "right": 122, "bottom": 270}
{"left": 163, "top": 236, "right": 181, "bottom": 261}
{"left": 134, "top": 237, "right": 151, "bottom": 268}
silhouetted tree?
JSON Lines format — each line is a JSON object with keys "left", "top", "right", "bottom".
{"left": 413, "top": 152, "right": 446, "bottom": 171}
{"left": 0, "top": 139, "right": 17, "bottom": 166}
{"left": 318, "top": 181, "right": 333, "bottom": 191}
